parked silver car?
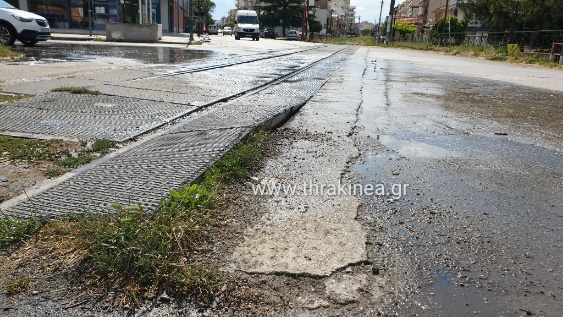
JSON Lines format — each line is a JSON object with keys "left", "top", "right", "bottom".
{"left": 287, "top": 30, "right": 301, "bottom": 41}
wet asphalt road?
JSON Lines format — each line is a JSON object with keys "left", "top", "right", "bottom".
{"left": 1, "top": 40, "right": 562, "bottom": 316}
{"left": 355, "top": 49, "right": 562, "bottom": 316}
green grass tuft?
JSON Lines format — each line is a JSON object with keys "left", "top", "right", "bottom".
{"left": 0, "top": 216, "right": 44, "bottom": 249}
{"left": 91, "top": 139, "right": 115, "bottom": 154}
{"left": 56, "top": 155, "right": 93, "bottom": 168}
{"left": 50, "top": 87, "right": 101, "bottom": 95}
{"left": 204, "top": 129, "right": 269, "bottom": 188}
{"left": 78, "top": 184, "right": 216, "bottom": 299}
{"left": 0, "top": 45, "right": 22, "bottom": 59}
{"left": 0, "top": 136, "right": 60, "bottom": 161}
{"left": 0, "top": 93, "right": 30, "bottom": 103}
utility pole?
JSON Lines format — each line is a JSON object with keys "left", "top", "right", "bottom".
{"left": 437, "top": 0, "right": 450, "bottom": 44}
{"left": 189, "top": 0, "right": 194, "bottom": 41}
{"left": 442, "top": 0, "right": 449, "bottom": 34}
{"left": 385, "top": 0, "right": 395, "bottom": 43}
{"left": 301, "top": 0, "right": 309, "bottom": 41}
{"left": 377, "top": 0, "right": 383, "bottom": 39}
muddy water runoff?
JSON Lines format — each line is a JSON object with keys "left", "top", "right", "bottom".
{"left": 354, "top": 57, "right": 562, "bottom": 316}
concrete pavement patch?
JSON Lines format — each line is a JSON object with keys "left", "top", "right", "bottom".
{"left": 232, "top": 217, "right": 366, "bottom": 276}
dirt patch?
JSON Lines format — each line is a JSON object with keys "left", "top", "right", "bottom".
{"left": 0, "top": 138, "right": 110, "bottom": 205}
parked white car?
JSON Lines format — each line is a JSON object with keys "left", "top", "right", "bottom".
{"left": 0, "top": 0, "right": 50, "bottom": 46}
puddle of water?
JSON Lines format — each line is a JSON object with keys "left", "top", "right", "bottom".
{"left": 377, "top": 135, "right": 452, "bottom": 159}
{"left": 11, "top": 44, "right": 214, "bottom": 64}
{"left": 419, "top": 273, "right": 505, "bottom": 317}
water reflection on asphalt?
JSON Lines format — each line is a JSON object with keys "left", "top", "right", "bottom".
{"left": 11, "top": 43, "right": 214, "bottom": 64}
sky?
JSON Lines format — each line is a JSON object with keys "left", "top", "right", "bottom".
{"left": 212, "top": 0, "right": 390, "bottom": 24}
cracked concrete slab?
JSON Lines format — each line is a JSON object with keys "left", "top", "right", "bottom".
{"left": 324, "top": 273, "right": 370, "bottom": 304}
{"left": 232, "top": 48, "right": 370, "bottom": 277}
{"left": 295, "top": 295, "right": 331, "bottom": 310}
{"left": 232, "top": 217, "right": 366, "bottom": 276}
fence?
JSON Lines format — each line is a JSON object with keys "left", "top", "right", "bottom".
{"left": 403, "top": 30, "right": 563, "bottom": 52}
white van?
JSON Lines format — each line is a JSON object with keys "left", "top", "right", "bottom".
{"left": 234, "top": 10, "right": 260, "bottom": 41}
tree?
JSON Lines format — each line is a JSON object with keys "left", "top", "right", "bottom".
{"left": 258, "top": 0, "right": 303, "bottom": 36}
{"left": 192, "top": 0, "right": 216, "bottom": 28}
{"left": 464, "top": 0, "right": 563, "bottom": 31}
{"left": 430, "top": 16, "right": 468, "bottom": 37}
{"left": 393, "top": 21, "right": 416, "bottom": 36}
{"left": 430, "top": 16, "right": 468, "bottom": 45}
{"left": 310, "top": 15, "right": 323, "bottom": 33}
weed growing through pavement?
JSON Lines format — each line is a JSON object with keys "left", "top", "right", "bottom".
{"left": 55, "top": 155, "right": 93, "bottom": 168}
{"left": 203, "top": 129, "right": 269, "bottom": 189}
{"left": 0, "top": 93, "right": 30, "bottom": 103}
{"left": 50, "top": 87, "right": 102, "bottom": 95}
{"left": 0, "top": 136, "right": 64, "bottom": 161}
{"left": 77, "top": 186, "right": 217, "bottom": 302}
{"left": 91, "top": 139, "right": 115, "bottom": 154}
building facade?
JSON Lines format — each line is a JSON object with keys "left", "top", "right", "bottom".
{"left": 390, "top": 0, "right": 481, "bottom": 39}
{"left": 315, "top": 0, "right": 356, "bottom": 35}
{"left": 12, "top": 0, "right": 188, "bottom": 33}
